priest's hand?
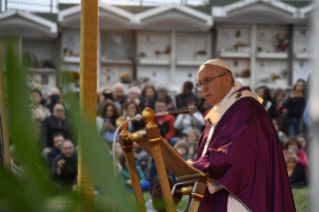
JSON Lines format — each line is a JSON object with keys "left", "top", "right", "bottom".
{"left": 186, "top": 159, "right": 193, "bottom": 166}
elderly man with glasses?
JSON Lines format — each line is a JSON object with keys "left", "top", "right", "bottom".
{"left": 41, "top": 103, "right": 73, "bottom": 150}
{"left": 187, "top": 59, "right": 295, "bottom": 212}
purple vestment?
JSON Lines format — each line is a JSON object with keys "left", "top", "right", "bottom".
{"left": 192, "top": 87, "right": 296, "bottom": 212}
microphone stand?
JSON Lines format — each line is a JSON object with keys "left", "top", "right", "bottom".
{"left": 112, "top": 106, "right": 197, "bottom": 175}
{"left": 113, "top": 106, "right": 200, "bottom": 212}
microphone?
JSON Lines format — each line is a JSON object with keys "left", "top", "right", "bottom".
{"left": 156, "top": 106, "right": 197, "bottom": 117}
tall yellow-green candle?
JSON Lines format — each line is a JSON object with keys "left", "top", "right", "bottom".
{"left": 78, "top": 0, "right": 98, "bottom": 211}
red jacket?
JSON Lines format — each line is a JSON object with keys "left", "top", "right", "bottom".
{"left": 155, "top": 115, "right": 176, "bottom": 142}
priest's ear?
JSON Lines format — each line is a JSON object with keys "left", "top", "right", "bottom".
{"left": 223, "top": 72, "right": 235, "bottom": 87}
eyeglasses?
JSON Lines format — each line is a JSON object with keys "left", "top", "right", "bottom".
{"left": 55, "top": 109, "right": 64, "bottom": 112}
{"left": 195, "top": 73, "right": 226, "bottom": 90}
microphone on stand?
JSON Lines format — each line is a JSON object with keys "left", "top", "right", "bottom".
{"left": 155, "top": 106, "right": 197, "bottom": 117}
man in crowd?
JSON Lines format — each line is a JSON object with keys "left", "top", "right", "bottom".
{"left": 45, "top": 87, "right": 61, "bottom": 113}
{"left": 187, "top": 59, "right": 295, "bottom": 211}
{"left": 175, "top": 81, "right": 197, "bottom": 108}
{"left": 113, "top": 83, "right": 127, "bottom": 112}
{"left": 154, "top": 100, "right": 176, "bottom": 142}
{"left": 50, "top": 140, "right": 77, "bottom": 187}
{"left": 41, "top": 103, "right": 72, "bottom": 148}
{"left": 42, "top": 133, "right": 64, "bottom": 166}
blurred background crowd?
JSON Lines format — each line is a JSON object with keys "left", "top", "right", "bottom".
{"left": 0, "top": 1, "right": 314, "bottom": 209}
{"left": 7, "top": 75, "right": 309, "bottom": 193}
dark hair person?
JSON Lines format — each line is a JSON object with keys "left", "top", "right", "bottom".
{"left": 141, "top": 84, "right": 156, "bottom": 110}
{"left": 122, "top": 101, "right": 144, "bottom": 133}
{"left": 282, "top": 79, "right": 305, "bottom": 136}
{"left": 175, "top": 81, "right": 198, "bottom": 108}
{"left": 283, "top": 137, "right": 308, "bottom": 188}
{"left": 256, "top": 85, "right": 278, "bottom": 119}
{"left": 98, "top": 102, "right": 119, "bottom": 143}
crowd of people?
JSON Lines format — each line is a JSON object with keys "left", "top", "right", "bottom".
{"left": 98, "top": 78, "right": 311, "bottom": 192}
{"left": 7, "top": 76, "right": 310, "bottom": 197}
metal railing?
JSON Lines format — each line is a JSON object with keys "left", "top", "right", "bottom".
{"left": 0, "top": 0, "right": 209, "bottom": 13}
{"left": 2, "top": 0, "right": 57, "bottom": 13}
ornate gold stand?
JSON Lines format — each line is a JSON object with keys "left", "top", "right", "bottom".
{"left": 173, "top": 175, "right": 207, "bottom": 212}
{"left": 116, "top": 117, "right": 146, "bottom": 212}
{"left": 116, "top": 108, "right": 208, "bottom": 212}
{"left": 142, "top": 108, "right": 176, "bottom": 212}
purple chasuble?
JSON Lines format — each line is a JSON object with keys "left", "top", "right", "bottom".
{"left": 192, "top": 87, "right": 296, "bottom": 212}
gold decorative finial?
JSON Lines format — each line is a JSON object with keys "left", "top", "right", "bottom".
{"left": 142, "top": 107, "right": 157, "bottom": 128}
{"left": 116, "top": 116, "right": 129, "bottom": 136}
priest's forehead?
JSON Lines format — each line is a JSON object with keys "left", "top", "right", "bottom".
{"left": 197, "top": 65, "right": 229, "bottom": 78}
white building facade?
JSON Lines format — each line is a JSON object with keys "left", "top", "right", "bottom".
{"left": 0, "top": 0, "right": 313, "bottom": 95}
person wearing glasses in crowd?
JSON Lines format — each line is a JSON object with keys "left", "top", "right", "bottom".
{"left": 186, "top": 59, "right": 295, "bottom": 211}
{"left": 41, "top": 103, "right": 73, "bottom": 149}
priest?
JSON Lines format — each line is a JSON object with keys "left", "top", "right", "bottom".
{"left": 187, "top": 59, "right": 296, "bottom": 211}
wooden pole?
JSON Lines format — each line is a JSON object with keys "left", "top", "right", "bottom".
{"left": 78, "top": 0, "right": 98, "bottom": 211}
{"left": 0, "top": 40, "right": 11, "bottom": 172}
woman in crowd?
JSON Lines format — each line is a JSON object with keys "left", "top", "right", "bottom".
{"left": 118, "top": 154, "right": 150, "bottom": 193}
{"left": 30, "top": 88, "right": 51, "bottom": 139}
{"left": 97, "top": 88, "right": 114, "bottom": 115}
{"left": 122, "top": 101, "right": 145, "bottom": 133}
{"left": 156, "top": 86, "right": 174, "bottom": 110}
{"left": 174, "top": 100, "right": 205, "bottom": 135}
{"left": 141, "top": 84, "right": 157, "bottom": 110}
{"left": 283, "top": 137, "right": 309, "bottom": 188}
{"left": 256, "top": 85, "right": 278, "bottom": 119}
{"left": 96, "top": 102, "right": 119, "bottom": 143}
{"left": 273, "top": 88, "right": 287, "bottom": 120}
{"left": 282, "top": 79, "right": 305, "bottom": 136}
{"left": 175, "top": 81, "right": 198, "bottom": 108}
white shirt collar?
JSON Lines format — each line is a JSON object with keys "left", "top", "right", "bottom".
{"left": 214, "top": 83, "right": 242, "bottom": 110}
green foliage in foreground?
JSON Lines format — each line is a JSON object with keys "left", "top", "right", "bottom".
{"left": 0, "top": 40, "right": 135, "bottom": 211}
{"left": 0, "top": 188, "right": 308, "bottom": 212}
